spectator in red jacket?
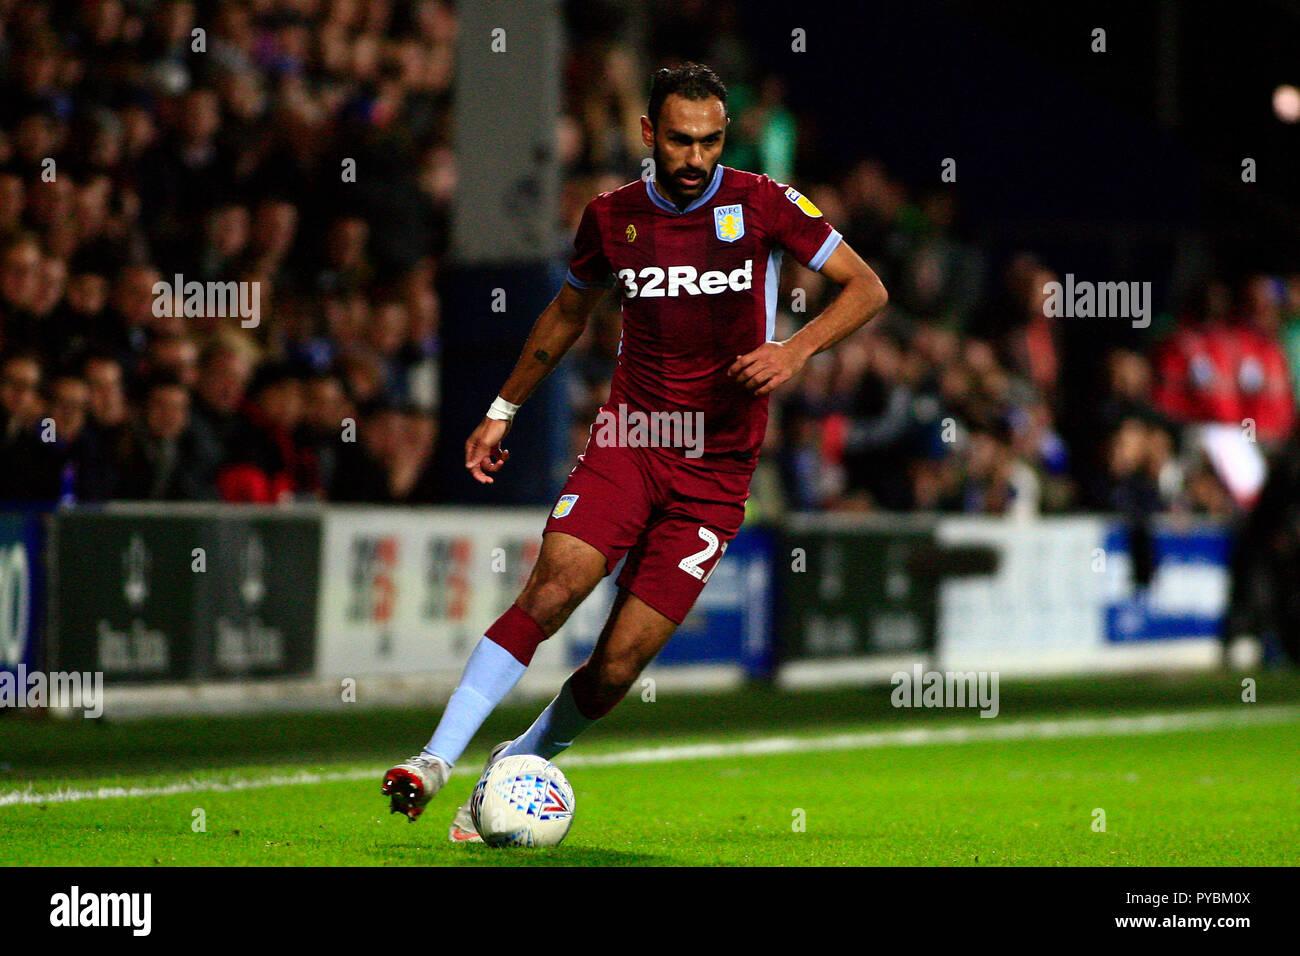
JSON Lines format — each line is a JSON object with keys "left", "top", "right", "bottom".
{"left": 1236, "top": 274, "right": 1295, "bottom": 448}
{"left": 1155, "top": 282, "right": 1245, "bottom": 427}
{"left": 218, "top": 362, "right": 320, "bottom": 503}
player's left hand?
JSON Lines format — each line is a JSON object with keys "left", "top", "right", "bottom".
{"left": 728, "top": 341, "right": 804, "bottom": 395}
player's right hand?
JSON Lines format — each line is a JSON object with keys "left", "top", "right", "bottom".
{"left": 466, "top": 417, "right": 512, "bottom": 484}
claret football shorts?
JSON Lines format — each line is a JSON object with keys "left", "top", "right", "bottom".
{"left": 542, "top": 439, "right": 753, "bottom": 624}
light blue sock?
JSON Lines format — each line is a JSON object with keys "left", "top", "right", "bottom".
{"left": 501, "top": 677, "right": 594, "bottom": 760}
{"left": 423, "top": 637, "right": 526, "bottom": 766}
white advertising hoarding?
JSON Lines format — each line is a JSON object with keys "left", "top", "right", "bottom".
{"left": 936, "top": 516, "right": 1224, "bottom": 674}
{"left": 315, "top": 507, "right": 577, "bottom": 685}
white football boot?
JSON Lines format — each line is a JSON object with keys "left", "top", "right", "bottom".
{"left": 447, "top": 740, "right": 512, "bottom": 843}
{"left": 381, "top": 754, "right": 450, "bottom": 822}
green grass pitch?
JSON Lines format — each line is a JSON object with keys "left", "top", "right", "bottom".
{"left": 1, "top": 673, "right": 1297, "bottom": 866}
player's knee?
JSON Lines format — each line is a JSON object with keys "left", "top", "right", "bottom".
{"left": 518, "top": 574, "right": 587, "bottom": 634}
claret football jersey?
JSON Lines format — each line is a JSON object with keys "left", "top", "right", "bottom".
{"left": 565, "top": 164, "right": 842, "bottom": 465}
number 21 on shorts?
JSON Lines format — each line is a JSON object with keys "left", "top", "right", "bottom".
{"left": 678, "top": 527, "right": 728, "bottom": 582}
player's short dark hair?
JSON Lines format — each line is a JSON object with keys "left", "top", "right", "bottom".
{"left": 647, "top": 63, "right": 727, "bottom": 126}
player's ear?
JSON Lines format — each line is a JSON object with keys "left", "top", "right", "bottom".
{"left": 640, "top": 115, "right": 654, "bottom": 149}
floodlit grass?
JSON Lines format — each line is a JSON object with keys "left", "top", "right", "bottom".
{"left": 1, "top": 673, "right": 1297, "bottom": 866}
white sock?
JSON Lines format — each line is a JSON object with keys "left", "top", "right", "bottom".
{"left": 422, "top": 637, "right": 526, "bottom": 767}
{"left": 500, "top": 676, "right": 594, "bottom": 760}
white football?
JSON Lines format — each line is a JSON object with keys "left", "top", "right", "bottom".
{"left": 470, "top": 754, "right": 576, "bottom": 848}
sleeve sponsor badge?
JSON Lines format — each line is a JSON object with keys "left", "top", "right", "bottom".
{"left": 784, "top": 187, "right": 823, "bottom": 217}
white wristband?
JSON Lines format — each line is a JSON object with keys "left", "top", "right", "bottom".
{"left": 486, "top": 395, "right": 520, "bottom": 421}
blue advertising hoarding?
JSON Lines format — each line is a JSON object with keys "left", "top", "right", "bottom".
{"left": 0, "top": 511, "right": 45, "bottom": 676}
{"left": 1103, "top": 522, "right": 1231, "bottom": 643}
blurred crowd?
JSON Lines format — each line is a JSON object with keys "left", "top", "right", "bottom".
{"left": 1, "top": 0, "right": 1298, "bottom": 521}
{"left": 0, "top": 0, "right": 451, "bottom": 504}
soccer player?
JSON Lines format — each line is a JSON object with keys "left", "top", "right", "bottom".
{"left": 383, "top": 63, "right": 888, "bottom": 838}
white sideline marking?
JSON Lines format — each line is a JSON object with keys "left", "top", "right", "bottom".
{"left": 562, "top": 705, "right": 1300, "bottom": 767}
{"left": 1, "top": 705, "right": 1295, "bottom": 809}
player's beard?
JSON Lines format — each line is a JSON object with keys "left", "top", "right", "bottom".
{"left": 657, "top": 153, "right": 713, "bottom": 207}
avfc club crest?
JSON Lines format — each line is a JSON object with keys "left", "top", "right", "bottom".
{"left": 713, "top": 204, "right": 744, "bottom": 242}
{"left": 551, "top": 494, "right": 579, "bottom": 518}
